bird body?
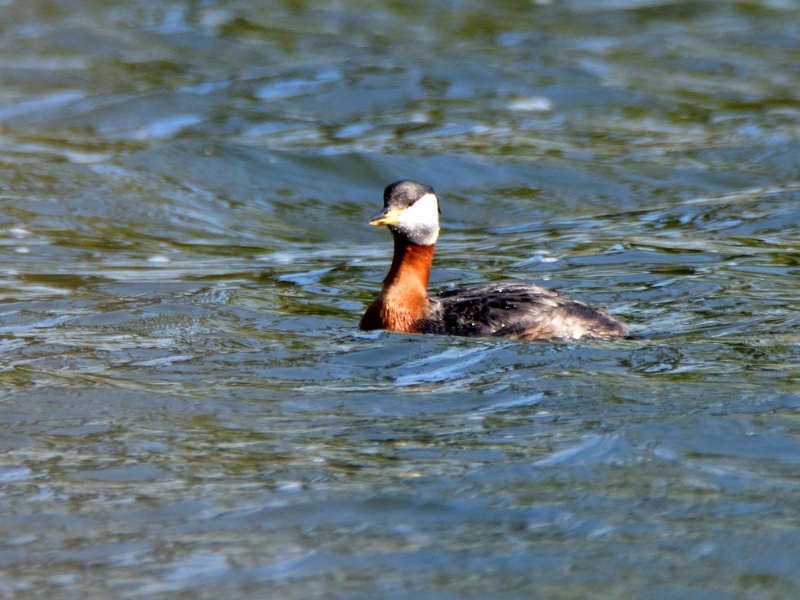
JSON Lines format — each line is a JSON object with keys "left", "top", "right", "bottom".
{"left": 359, "top": 180, "right": 627, "bottom": 341}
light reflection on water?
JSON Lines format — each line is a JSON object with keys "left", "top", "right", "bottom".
{"left": 1, "top": 0, "right": 800, "bottom": 598}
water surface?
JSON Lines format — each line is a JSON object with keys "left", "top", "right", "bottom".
{"left": 2, "top": 1, "right": 800, "bottom": 598}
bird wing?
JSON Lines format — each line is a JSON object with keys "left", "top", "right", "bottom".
{"left": 429, "top": 283, "right": 626, "bottom": 340}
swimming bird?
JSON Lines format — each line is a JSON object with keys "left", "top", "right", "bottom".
{"left": 359, "top": 180, "right": 627, "bottom": 341}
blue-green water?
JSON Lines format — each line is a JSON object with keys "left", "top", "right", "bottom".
{"left": 2, "top": 1, "right": 800, "bottom": 598}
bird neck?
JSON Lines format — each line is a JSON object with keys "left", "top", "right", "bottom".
{"left": 383, "top": 234, "right": 435, "bottom": 293}
{"left": 359, "top": 235, "right": 435, "bottom": 333}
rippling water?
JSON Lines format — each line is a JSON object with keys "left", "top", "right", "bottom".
{"left": 2, "top": 1, "right": 800, "bottom": 598}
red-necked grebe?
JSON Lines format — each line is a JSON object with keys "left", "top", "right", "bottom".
{"left": 359, "top": 180, "right": 627, "bottom": 341}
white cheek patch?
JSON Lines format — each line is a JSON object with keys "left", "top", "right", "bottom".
{"left": 390, "top": 192, "right": 440, "bottom": 246}
{"left": 398, "top": 193, "right": 439, "bottom": 229}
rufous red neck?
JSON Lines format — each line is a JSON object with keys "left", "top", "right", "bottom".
{"left": 382, "top": 235, "right": 435, "bottom": 290}
{"left": 358, "top": 237, "right": 436, "bottom": 333}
